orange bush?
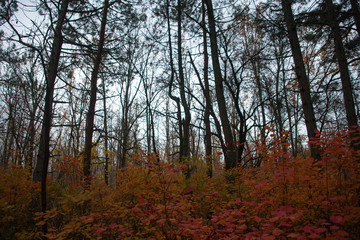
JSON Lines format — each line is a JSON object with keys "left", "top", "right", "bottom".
{"left": 1, "top": 128, "right": 359, "bottom": 239}
{"left": 0, "top": 165, "right": 40, "bottom": 239}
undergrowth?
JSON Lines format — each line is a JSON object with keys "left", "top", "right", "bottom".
{"left": 0, "top": 128, "right": 359, "bottom": 239}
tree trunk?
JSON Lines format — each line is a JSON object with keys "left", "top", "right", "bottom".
{"left": 324, "top": 0, "right": 358, "bottom": 128}
{"left": 25, "top": 105, "right": 36, "bottom": 170}
{"left": 349, "top": 0, "right": 360, "bottom": 37}
{"left": 166, "top": 0, "right": 183, "bottom": 162}
{"left": 101, "top": 78, "right": 109, "bottom": 185}
{"left": 177, "top": 0, "right": 191, "bottom": 162}
{"left": 2, "top": 109, "right": 14, "bottom": 168}
{"left": 202, "top": 0, "right": 212, "bottom": 177}
{"left": 83, "top": 0, "right": 109, "bottom": 183}
{"left": 150, "top": 105, "right": 159, "bottom": 157}
{"left": 281, "top": 0, "right": 320, "bottom": 160}
{"left": 205, "top": 0, "right": 237, "bottom": 169}
{"left": 324, "top": 0, "right": 359, "bottom": 150}
{"left": 32, "top": 0, "right": 70, "bottom": 234}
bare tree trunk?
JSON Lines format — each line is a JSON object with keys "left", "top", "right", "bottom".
{"left": 205, "top": 0, "right": 237, "bottom": 169}
{"left": 83, "top": 0, "right": 109, "bottom": 184}
{"left": 202, "top": 0, "right": 212, "bottom": 177}
{"left": 25, "top": 106, "right": 36, "bottom": 170}
{"left": 282, "top": 61, "right": 296, "bottom": 156}
{"left": 166, "top": 0, "right": 183, "bottom": 162}
{"left": 150, "top": 106, "right": 158, "bottom": 157}
{"left": 349, "top": 0, "right": 360, "bottom": 37}
{"left": 324, "top": 0, "right": 358, "bottom": 129}
{"left": 101, "top": 78, "right": 109, "bottom": 185}
{"left": 165, "top": 98, "right": 171, "bottom": 162}
{"left": 2, "top": 109, "right": 14, "bottom": 168}
{"left": 32, "top": 0, "right": 70, "bottom": 234}
{"left": 250, "top": 51, "right": 266, "bottom": 140}
{"left": 177, "top": 0, "right": 191, "bottom": 162}
{"left": 281, "top": 0, "right": 320, "bottom": 160}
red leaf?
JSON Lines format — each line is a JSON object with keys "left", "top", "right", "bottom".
{"left": 330, "top": 225, "right": 339, "bottom": 231}
{"left": 280, "top": 205, "right": 294, "bottom": 213}
{"left": 262, "top": 234, "right": 275, "bottom": 240}
{"left": 137, "top": 196, "right": 146, "bottom": 205}
{"left": 330, "top": 216, "right": 344, "bottom": 225}
{"left": 314, "top": 228, "right": 326, "bottom": 234}
{"left": 328, "top": 196, "right": 344, "bottom": 201}
{"left": 108, "top": 223, "right": 118, "bottom": 230}
{"left": 184, "top": 187, "right": 194, "bottom": 195}
{"left": 157, "top": 219, "right": 166, "bottom": 225}
{"left": 238, "top": 224, "right": 247, "bottom": 231}
{"left": 272, "top": 228, "right": 283, "bottom": 236}
{"left": 254, "top": 216, "right": 262, "bottom": 223}
{"left": 308, "top": 233, "right": 322, "bottom": 239}
{"left": 287, "top": 233, "right": 300, "bottom": 238}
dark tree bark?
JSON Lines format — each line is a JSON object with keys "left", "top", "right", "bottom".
{"left": 205, "top": 0, "right": 237, "bottom": 169}
{"left": 139, "top": 47, "right": 159, "bottom": 158}
{"left": 177, "top": 0, "right": 191, "bottom": 162}
{"left": 324, "top": 0, "right": 358, "bottom": 128}
{"left": 281, "top": 0, "right": 320, "bottom": 160}
{"left": 83, "top": 0, "right": 109, "bottom": 183}
{"left": 32, "top": 0, "right": 70, "bottom": 234}
{"left": 119, "top": 71, "right": 131, "bottom": 169}
{"left": 349, "top": 0, "right": 360, "bottom": 37}
{"left": 101, "top": 78, "right": 110, "bottom": 185}
{"left": 324, "top": 0, "right": 359, "bottom": 150}
{"left": 202, "top": 0, "right": 213, "bottom": 177}
{"left": 25, "top": 103, "right": 36, "bottom": 170}
{"left": 166, "top": 0, "right": 183, "bottom": 163}
{"left": 2, "top": 104, "right": 14, "bottom": 168}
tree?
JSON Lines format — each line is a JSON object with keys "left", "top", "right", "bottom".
{"left": 201, "top": 0, "right": 213, "bottom": 177}
{"left": 177, "top": 0, "right": 191, "bottom": 163}
{"left": 0, "top": 49, "right": 44, "bottom": 169}
{"left": 83, "top": 0, "right": 109, "bottom": 184}
{"left": 163, "top": 0, "right": 193, "bottom": 166}
{"left": 205, "top": 0, "right": 237, "bottom": 169}
{"left": 323, "top": 0, "right": 358, "bottom": 129}
{"left": 32, "top": 0, "right": 70, "bottom": 234}
{"left": 348, "top": 0, "right": 360, "bottom": 36}
{"left": 281, "top": 0, "right": 320, "bottom": 160}
{"left": 0, "top": 0, "right": 18, "bottom": 26}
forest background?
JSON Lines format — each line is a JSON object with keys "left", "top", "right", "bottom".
{"left": 0, "top": 0, "right": 359, "bottom": 239}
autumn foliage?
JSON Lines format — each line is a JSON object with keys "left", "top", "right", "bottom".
{"left": 0, "top": 128, "right": 359, "bottom": 239}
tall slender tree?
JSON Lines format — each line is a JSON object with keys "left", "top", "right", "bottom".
{"left": 202, "top": 0, "right": 213, "bottom": 177}
{"left": 205, "top": 0, "right": 237, "bottom": 169}
{"left": 281, "top": 0, "right": 320, "bottom": 160}
{"left": 83, "top": 0, "right": 110, "bottom": 183}
{"left": 177, "top": 0, "right": 191, "bottom": 162}
{"left": 323, "top": 0, "right": 359, "bottom": 150}
{"left": 32, "top": 0, "right": 70, "bottom": 234}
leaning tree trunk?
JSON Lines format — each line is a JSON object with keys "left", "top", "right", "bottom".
{"left": 83, "top": 0, "right": 109, "bottom": 184}
{"left": 349, "top": 0, "right": 360, "bottom": 37}
{"left": 33, "top": 0, "right": 70, "bottom": 234}
{"left": 281, "top": 0, "right": 320, "bottom": 161}
{"left": 324, "top": 0, "right": 358, "bottom": 129}
{"left": 205, "top": 0, "right": 237, "bottom": 169}
{"left": 324, "top": 0, "right": 359, "bottom": 151}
